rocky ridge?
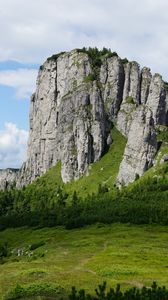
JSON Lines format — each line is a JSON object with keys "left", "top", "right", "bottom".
{"left": 1, "top": 48, "right": 168, "bottom": 189}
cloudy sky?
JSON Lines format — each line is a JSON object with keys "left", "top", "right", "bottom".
{"left": 0, "top": 0, "right": 168, "bottom": 168}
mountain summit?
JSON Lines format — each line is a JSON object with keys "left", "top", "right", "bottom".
{"left": 1, "top": 48, "right": 168, "bottom": 189}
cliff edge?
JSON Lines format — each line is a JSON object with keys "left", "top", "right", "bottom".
{"left": 1, "top": 48, "right": 168, "bottom": 189}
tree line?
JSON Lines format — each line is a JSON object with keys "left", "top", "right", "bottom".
{"left": 0, "top": 171, "right": 168, "bottom": 230}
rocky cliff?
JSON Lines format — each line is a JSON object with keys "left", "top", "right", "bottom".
{"left": 1, "top": 48, "right": 168, "bottom": 189}
{"left": 0, "top": 169, "right": 19, "bottom": 190}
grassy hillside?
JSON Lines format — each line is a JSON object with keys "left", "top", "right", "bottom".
{"left": 30, "top": 126, "right": 126, "bottom": 198}
{"left": 1, "top": 127, "right": 168, "bottom": 298}
{"left": 1, "top": 224, "right": 168, "bottom": 299}
{"left": 1, "top": 131, "right": 168, "bottom": 230}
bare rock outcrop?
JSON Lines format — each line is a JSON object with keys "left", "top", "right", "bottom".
{"left": 140, "top": 67, "right": 152, "bottom": 104}
{"left": 100, "top": 56, "right": 124, "bottom": 118}
{"left": 0, "top": 48, "right": 168, "bottom": 189}
{"left": 117, "top": 106, "right": 158, "bottom": 186}
{"left": 17, "top": 50, "right": 109, "bottom": 186}
{"left": 0, "top": 169, "right": 19, "bottom": 190}
{"left": 146, "top": 74, "right": 167, "bottom": 124}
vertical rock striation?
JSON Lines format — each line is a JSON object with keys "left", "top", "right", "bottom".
{"left": 117, "top": 71, "right": 168, "bottom": 186}
{"left": 17, "top": 50, "right": 109, "bottom": 186}
{"left": 117, "top": 106, "right": 158, "bottom": 186}
{"left": 1, "top": 48, "right": 167, "bottom": 189}
{"left": 0, "top": 169, "right": 19, "bottom": 190}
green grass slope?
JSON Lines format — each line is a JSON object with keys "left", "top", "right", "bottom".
{"left": 1, "top": 224, "right": 168, "bottom": 299}
{"left": 26, "top": 126, "right": 126, "bottom": 198}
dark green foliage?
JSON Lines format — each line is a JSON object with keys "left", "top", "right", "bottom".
{"left": 47, "top": 51, "right": 66, "bottom": 61}
{"left": 164, "top": 81, "right": 168, "bottom": 91}
{"left": 2, "top": 173, "right": 168, "bottom": 229}
{"left": 5, "top": 283, "right": 64, "bottom": 300}
{"left": 1, "top": 153, "right": 168, "bottom": 230}
{"left": 125, "top": 96, "right": 134, "bottom": 104}
{"left": 29, "top": 240, "right": 45, "bottom": 251}
{"left": 68, "top": 281, "right": 168, "bottom": 300}
{"left": 77, "top": 47, "right": 118, "bottom": 68}
{"left": 0, "top": 241, "right": 8, "bottom": 259}
{"left": 121, "top": 58, "right": 129, "bottom": 64}
{"left": 98, "top": 183, "right": 109, "bottom": 194}
{"left": 84, "top": 73, "right": 95, "bottom": 82}
{"left": 157, "top": 126, "right": 168, "bottom": 142}
{"left": 6, "top": 281, "right": 168, "bottom": 300}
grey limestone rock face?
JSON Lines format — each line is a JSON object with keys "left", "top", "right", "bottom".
{"left": 117, "top": 73, "right": 168, "bottom": 186}
{"left": 17, "top": 50, "right": 109, "bottom": 187}
{"left": 116, "top": 103, "right": 136, "bottom": 137}
{"left": 100, "top": 56, "right": 124, "bottom": 119}
{"left": 1, "top": 48, "right": 168, "bottom": 189}
{"left": 123, "top": 61, "right": 140, "bottom": 104}
{"left": 0, "top": 169, "right": 19, "bottom": 190}
{"left": 140, "top": 67, "right": 152, "bottom": 104}
{"left": 116, "top": 61, "right": 141, "bottom": 137}
{"left": 117, "top": 106, "right": 158, "bottom": 186}
{"left": 57, "top": 82, "right": 107, "bottom": 183}
{"left": 146, "top": 74, "right": 167, "bottom": 124}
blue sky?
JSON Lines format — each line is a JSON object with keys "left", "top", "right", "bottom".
{"left": 0, "top": 0, "right": 168, "bottom": 169}
{"left": 0, "top": 61, "right": 39, "bottom": 130}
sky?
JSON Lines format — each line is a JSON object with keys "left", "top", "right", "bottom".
{"left": 0, "top": 0, "right": 168, "bottom": 169}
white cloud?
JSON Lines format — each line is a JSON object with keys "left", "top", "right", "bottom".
{"left": 0, "top": 0, "right": 167, "bottom": 79}
{"left": 0, "top": 68, "right": 38, "bottom": 99}
{"left": 0, "top": 123, "right": 28, "bottom": 168}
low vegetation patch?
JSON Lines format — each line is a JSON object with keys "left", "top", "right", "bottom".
{"left": 84, "top": 73, "right": 95, "bottom": 82}
{"left": 47, "top": 52, "right": 66, "bottom": 61}
{"left": 68, "top": 281, "right": 168, "bottom": 300}
{"left": 77, "top": 47, "right": 118, "bottom": 68}
{"left": 125, "top": 96, "right": 134, "bottom": 104}
{"left": 5, "top": 281, "right": 168, "bottom": 300}
{"left": 5, "top": 283, "right": 64, "bottom": 300}
{"left": 1, "top": 224, "right": 168, "bottom": 298}
{"left": 157, "top": 125, "right": 168, "bottom": 143}
{"left": 29, "top": 241, "right": 45, "bottom": 251}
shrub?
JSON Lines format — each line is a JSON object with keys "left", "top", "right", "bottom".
{"left": 0, "top": 242, "right": 8, "bottom": 259}
{"left": 5, "top": 283, "right": 64, "bottom": 300}
{"left": 47, "top": 52, "right": 65, "bottom": 61}
{"left": 122, "top": 58, "right": 129, "bottom": 64}
{"left": 164, "top": 81, "right": 168, "bottom": 91}
{"left": 126, "top": 96, "right": 134, "bottom": 104}
{"left": 29, "top": 241, "right": 45, "bottom": 251}
{"left": 68, "top": 281, "right": 168, "bottom": 300}
{"left": 157, "top": 126, "right": 168, "bottom": 142}
{"left": 84, "top": 73, "right": 95, "bottom": 82}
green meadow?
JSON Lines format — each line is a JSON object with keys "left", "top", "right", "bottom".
{"left": 1, "top": 223, "right": 168, "bottom": 299}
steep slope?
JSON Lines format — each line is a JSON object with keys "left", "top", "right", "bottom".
{"left": 1, "top": 48, "right": 168, "bottom": 189}
{"left": 22, "top": 126, "right": 126, "bottom": 198}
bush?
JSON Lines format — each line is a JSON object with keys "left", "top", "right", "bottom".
{"left": 0, "top": 242, "right": 8, "bottom": 259}
{"left": 5, "top": 283, "right": 64, "bottom": 300}
{"left": 84, "top": 73, "right": 95, "bottom": 82}
{"left": 47, "top": 52, "right": 65, "bottom": 61}
{"left": 6, "top": 281, "right": 168, "bottom": 300}
{"left": 121, "top": 58, "right": 129, "bottom": 64}
{"left": 157, "top": 126, "right": 168, "bottom": 142}
{"left": 29, "top": 241, "right": 45, "bottom": 251}
{"left": 68, "top": 281, "right": 168, "bottom": 300}
{"left": 125, "top": 96, "right": 134, "bottom": 104}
